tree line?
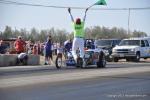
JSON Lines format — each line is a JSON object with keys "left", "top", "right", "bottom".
{"left": 0, "top": 26, "right": 148, "bottom": 43}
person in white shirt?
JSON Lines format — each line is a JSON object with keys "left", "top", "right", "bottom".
{"left": 57, "top": 45, "right": 64, "bottom": 58}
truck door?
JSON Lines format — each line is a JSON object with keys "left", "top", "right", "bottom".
{"left": 144, "top": 40, "right": 150, "bottom": 57}
{"left": 140, "top": 40, "right": 148, "bottom": 57}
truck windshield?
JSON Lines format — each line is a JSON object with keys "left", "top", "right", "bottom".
{"left": 95, "top": 40, "right": 112, "bottom": 46}
{"left": 119, "top": 40, "right": 140, "bottom": 46}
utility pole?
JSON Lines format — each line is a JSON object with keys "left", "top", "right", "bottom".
{"left": 128, "top": 8, "right": 131, "bottom": 34}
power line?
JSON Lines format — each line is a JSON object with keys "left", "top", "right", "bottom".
{"left": 0, "top": 0, "right": 67, "bottom": 9}
{"left": 0, "top": 0, "right": 150, "bottom": 10}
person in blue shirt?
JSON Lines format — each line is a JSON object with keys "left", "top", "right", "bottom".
{"left": 64, "top": 39, "right": 72, "bottom": 52}
{"left": 44, "top": 35, "right": 53, "bottom": 65}
{"left": 64, "top": 39, "right": 72, "bottom": 59}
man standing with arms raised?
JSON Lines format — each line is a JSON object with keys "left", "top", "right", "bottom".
{"left": 68, "top": 8, "right": 88, "bottom": 66}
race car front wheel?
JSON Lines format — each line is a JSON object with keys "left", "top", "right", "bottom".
{"left": 55, "top": 56, "right": 62, "bottom": 69}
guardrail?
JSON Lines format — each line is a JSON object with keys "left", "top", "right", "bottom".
{"left": 0, "top": 54, "right": 40, "bottom": 67}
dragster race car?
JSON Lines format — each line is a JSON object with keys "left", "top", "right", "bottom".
{"left": 65, "top": 48, "right": 106, "bottom": 68}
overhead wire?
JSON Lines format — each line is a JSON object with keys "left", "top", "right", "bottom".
{"left": 0, "top": 0, "right": 150, "bottom": 10}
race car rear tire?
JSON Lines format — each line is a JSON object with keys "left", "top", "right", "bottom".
{"left": 76, "top": 57, "right": 83, "bottom": 68}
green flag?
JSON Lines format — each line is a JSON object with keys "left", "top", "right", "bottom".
{"left": 95, "top": 0, "right": 107, "bottom": 5}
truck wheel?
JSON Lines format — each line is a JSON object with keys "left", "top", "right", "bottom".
{"left": 106, "top": 56, "right": 113, "bottom": 62}
{"left": 134, "top": 52, "right": 140, "bottom": 62}
{"left": 113, "top": 57, "right": 119, "bottom": 62}
{"left": 97, "top": 52, "right": 106, "bottom": 68}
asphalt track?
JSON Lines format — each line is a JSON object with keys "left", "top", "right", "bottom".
{"left": 0, "top": 73, "right": 150, "bottom": 100}
{"left": 0, "top": 61, "right": 150, "bottom": 100}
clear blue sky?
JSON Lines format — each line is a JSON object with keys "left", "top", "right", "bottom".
{"left": 0, "top": 0, "right": 150, "bottom": 35}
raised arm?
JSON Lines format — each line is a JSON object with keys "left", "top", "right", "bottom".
{"left": 68, "top": 8, "right": 74, "bottom": 22}
{"left": 83, "top": 8, "right": 88, "bottom": 23}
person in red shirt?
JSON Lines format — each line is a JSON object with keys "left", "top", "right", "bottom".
{"left": 14, "top": 36, "right": 26, "bottom": 54}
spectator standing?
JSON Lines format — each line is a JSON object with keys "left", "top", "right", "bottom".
{"left": 26, "top": 40, "right": 32, "bottom": 54}
{"left": 0, "top": 40, "right": 7, "bottom": 54}
{"left": 32, "top": 44, "right": 38, "bottom": 55}
{"left": 57, "top": 44, "right": 64, "bottom": 58}
{"left": 41, "top": 43, "right": 44, "bottom": 56}
{"left": 14, "top": 36, "right": 26, "bottom": 54}
{"left": 64, "top": 39, "right": 72, "bottom": 52}
{"left": 64, "top": 39, "right": 72, "bottom": 59}
{"left": 37, "top": 41, "right": 41, "bottom": 55}
{"left": 53, "top": 43, "right": 57, "bottom": 55}
{"left": 44, "top": 35, "right": 53, "bottom": 65}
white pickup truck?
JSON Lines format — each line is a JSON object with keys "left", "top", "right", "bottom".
{"left": 112, "top": 37, "right": 150, "bottom": 62}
